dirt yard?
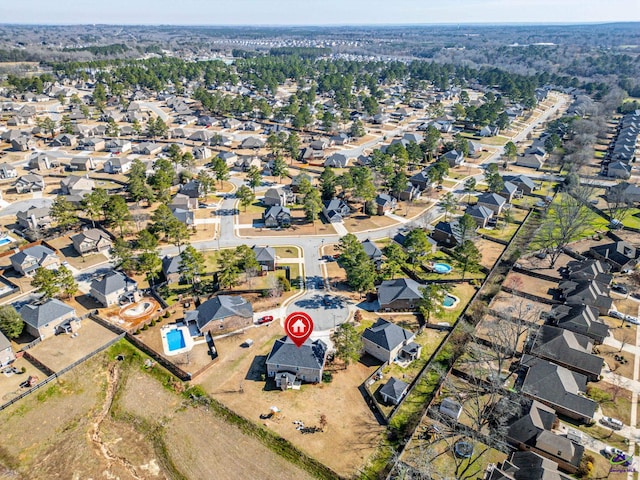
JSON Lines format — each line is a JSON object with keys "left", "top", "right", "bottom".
{"left": 26, "top": 318, "right": 120, "bottom": 372}
{"left": 476, "top": 238, "right": 505, "bottom": 270}
{"left": 503, "top": 271, "right": 558, "bottom": 300}
{"left": 195, "top": 323, "right": 385, "bottom": 477}
{"left": 0, "top": 343, "right": 318, "bottom": 480}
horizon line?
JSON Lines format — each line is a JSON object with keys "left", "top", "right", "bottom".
{"left": 2, "top": 21, "right": 639, "bottom": 28}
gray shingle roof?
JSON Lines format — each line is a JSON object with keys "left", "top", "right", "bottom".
{"left": 377, "top": 278, "right": 423, "bottom": 307}
{"left": 363, "top": 318, "right": 414, "bottom": 351}
{"left": 11, "top": 245, "right": 57, "bottom": 269}
{"left": 266, "top": 336, "right": 327, "bottom": 371}
{"left": 252, "top": 246, "right": 275, "bottom": 263}
{"left": 380, "top": 377, "right": 409, "bottom": 403}
{"left": 184, "top": 295, "right": 253, "bottom": 331}
{"left": 19, "top": 299, "right": 75, "bottom": 329}
{"left": 90, "top": 271, "right": 136, "bottom": 296}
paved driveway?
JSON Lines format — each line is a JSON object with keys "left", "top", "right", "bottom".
{"left": 286, "top": 292, "right": 351, "bottom": 332}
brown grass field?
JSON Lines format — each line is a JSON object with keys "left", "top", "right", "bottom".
{"left": 0, "top": 344, "right": 316, "bottom": 480}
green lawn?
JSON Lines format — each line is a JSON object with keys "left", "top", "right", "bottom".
{"left": 279, "top": 263, "right": 301, "bottom": 285}
{"left": 623, "top": 209, "right": 640, "bottom": 230}
{"left": 478, "top": 223, "right": 519, "bottom": 242}
{"left": 457, "top": 131, "right": 510, "bottom": 146}
{"left": 243, "top": 201, "right": 265, "bottom": 215}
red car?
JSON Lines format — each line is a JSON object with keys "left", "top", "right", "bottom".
{"left": 258, "top": 315, "right": 274, "bottom": 324}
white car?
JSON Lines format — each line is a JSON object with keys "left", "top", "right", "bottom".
{"left": 625, "top": 315, "right": 640, "bottom": 325}
{"left": 609, "top": 310, "right": 625, "bottom": 320}
{"left": 600, "top": 416, "right": 624, "bottom": 430}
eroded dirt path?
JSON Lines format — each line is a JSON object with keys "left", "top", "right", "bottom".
{"left": 87, "top": 363, "right": 144, "bottom": 480}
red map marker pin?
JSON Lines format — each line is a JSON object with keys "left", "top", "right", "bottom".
{"left": 284, "top": 311, "right": 314, "bottom": 348}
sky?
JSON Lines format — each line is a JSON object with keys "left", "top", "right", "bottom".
{"left": 2, "top": 0, "right": 639, "bottom": 25}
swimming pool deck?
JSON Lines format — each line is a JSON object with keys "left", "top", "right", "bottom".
{"left": 161, "top": 324, "right": 194, "bottom": 357}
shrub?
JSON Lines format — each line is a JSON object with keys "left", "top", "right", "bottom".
{"left": 322, "top": 372, "right": 333, "bottom": 383}
{"left": 163, "top": 311, "right": 170, "bottom": 319}
{"left": 142, "top": 324, "right": 149, "bottom": 331}
{"left": 134, "top": 329, "right": 141, "bottom": 335}
{"left": 354, "top": 310, "right": 363, "bottom": 323}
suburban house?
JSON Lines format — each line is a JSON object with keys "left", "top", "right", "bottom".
{"left": 487, "top": 451, "right": 573, "bottom": 480}
{"left": 322, "top": 199, "right": 351, "bottom": 223}
{"left": 558, "top": 279, "right": 612, "bottom": 315}
{"left": 398, "top": 184, "right": 421, "bottom": 201}
{"left": 375, "top": 194, "right": 397, "bottom": 215}
{"left": 263, "top": 187, "right": 294, "bottom": 207}
{"left": 546, "top": 304, "right": 609, "bottom": 345}
{"left": 180, "top": 180, "right": 203, "bottom": 199}
{"left": 606, "top": 182, "right": 640, "bottom": 204}
{"left": 104, "top": 157, "right": 132, "bottom": 174}
{"left": 241, "top": 137, "right": 264, "bottom": 149}
{"left": 10, "top": 245, "right": 60, "bottom": 276}
{"left": 51, "top": 133, "right": 78, "bottom": 148}
{"left": 263, "top": 206, "right": 292, "bottom": 228}
{"left": 431, "top": 220, "right": 463, "bottom": 247}
{"left": 16, "top": 206, "right": 51, "bottom": 231}
{"left": 362, "top": 318, "right": 420, "bottom": 364}
{"left": 362, "top": 239, "right": 383, "bottom": 265}
{"left": 15, "top": 174, "right": 45, "bottom": 193}
{"left": 477, "top": 192, "right": 507, "bottom": 215}
{"left": 0, "top": 163, "right": 17, "bottom": 179}
{"left": 133, "top": 142, "right": 162, "bottom": 156}
{"left": 290, "top": 173, "right": 313, "bottom": 193}
{"left": 324, "top": 153, "right": 349, "bottom": 168}
{"left": 518, "top": 355, "right": 597, "bottom": 423}
{"left": 607, "top": 161, "right": 631, "bottom": 179}
{"left": 60, "top": 175, "right": 95, "bottom": 196}
{"left": 161, "top": 255, "right": 183, "bottom": 284}
{"left": 19, "top": 299, "right": 79, "bottom": 339}
{"left": 377, "top": 278, "right": 424, "bottom": 311}
{"left": 266, "top": 336, "right": 328, "bottom": 390}
{"left": 185, "top": 296, "right": 253, "bottom": 335}
{"left": 379, "top": 377, "right": 409, "bottom": 405}
{"left": 516, "top": 154, "right": 545, "bottom": 170}
{"left": 506, "top": 400, "right": 584, "bottom": 474}
{"left": 78, "top": 137, "right": 105, "bottom": 152}
{"left": 105, "top": 139, "right": 132, "bottom": 154}
{"left": 171, "top": 207, "right": 195, "bottom": 226}
{"left": 479, "top": 125, "right": 500, "bottom": 137}
{"left": 466, "top": 205, "right": 494, "bottom": 228}
{"left": 409, "top": 169, "right": 432, "bottom": 191}
{"left": 0, "top": 331, "right": 15, "bottom": 367}
{"left": 528, "top": 325, "right": 603, "bottom": 381}
{"left": 563, "top": 259, "right": 612, "bottom": 285}
{"left": 252, "top": 245, "right": 276, "bottom": 271}
{"left": 217, "top": 151, "right": 238, "bottom": 167}
{"left": 11, "top": 136, "right": 35, "bottom": 151}
{"left": 170, "top": 193, "right": 198, "bottom": 211}
{"left": 71, "top": 229, "right": 113, "bottom": 255}
{"left": 505, "top": 175, "right": 536, "bottom": 195}
{"left": 90, "top": 271, "right": 139, "bottom": 307}
{"left": 69, "top": 157, "right": 96, "bottom": 171}
{"left": 28, "top": 152, "right": 59, "bottom": 171}
{"left": 442, "top": 149, "right": 464, "bottom": 167}
{"left": 589, "top": 241, "right": 639, "bottom": 272}
{"left": 501, "top": 181, "right": 519, "bottom": 202}
{"left": 193, "top": 146, "right": 212, "bottom": 160}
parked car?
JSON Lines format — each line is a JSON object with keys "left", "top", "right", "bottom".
{"left": 604, "top": 446, "right": 632, "bottom": 466}
{"left": 600, "top": 417, "right": 624, "bottom": 430}
{"left": 624, "top": 315, "right": 640, "bottom": 325}
{"left": 609, "top": 310, "right": 625, "bottom": 320}
{"left": 258, "top": 315, "right": 274, "bottom": 324}
{"left": 612, "top": 284, "right": 628, "bottom": 294}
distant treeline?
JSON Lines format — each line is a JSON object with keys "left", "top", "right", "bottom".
{"left": 0, "top": 48, "right": 40, "bottom": 63}
{"left": 269, "top": 47, "right": 331, "bottom": 59}
{"left": 63, "top": 43, "right": 129, "bottom": 56}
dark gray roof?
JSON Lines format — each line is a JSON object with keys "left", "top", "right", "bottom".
{"left": 548, "top": 304, "right": 608, "bottom": 342}
{"left": 590, "top": 241, "right": 638, "bottom": 269}
{"left": 377, "top": 278, "right": 423, "bottom": 307}
{"left": 363, "top": 318, "right": 414, "bottom": 351}
{"left": 375, "top": 193, "right": 395, "bottom": 207}
{"left": 530, "top": 325, "right": 603, "bottom": 378}
{"left": 362, "top": 239, "right": 382, "bottom": 259}
{"left": 90, "top": 271, "right": 136, "bottom": 296}
{"left": 379, "top": 377, "right": 409, "bottom": 403}
{"left": 184, "top": 295, "right": 253, "bottom": 330}
{"left": 478, "top": 192, "right": 507, "bottom": 206}
{"left": 252, "top": 246, "right": 276, "bottom": 263}
{"left": 162, "top": 255, "right": 182, "bottom": 276}
{"left": 507, "top": 400, "right": 556, "bottom": 446}
{"left": 467, "top": 205, "right": 494, "bottom": 219}
{"left": 559, "top": 280, "right": 612, "bottom": 311}
{"left": 565, "top": 259, "right": 612, "bottom": 285}
{"left": 520, "top": 355, "right": 597, "bottom": 419}
{"left": 266, "top": 336, "right": 327, "bottom": 371}
{"left": 19, "top": 299, "right": 75, "bottom": 329}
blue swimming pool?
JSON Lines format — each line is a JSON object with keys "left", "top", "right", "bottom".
{"left": 433, "top": 262, "right": 452, "bottom": 274}
{"left": 166, "top": 329, "right": 186, "bottom": 351}
{"left": 0, "top": 237, "right": 14, "bottom": 246}
{"left": 443, "top": 294, "right": 457, "bottom": 307}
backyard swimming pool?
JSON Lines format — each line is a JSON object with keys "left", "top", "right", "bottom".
{"left": 0, "top": 236, "right": 16, "bottom": 246}
{"left": 443, "top": 294, "right": 459, "bottom": 308}
{"left": 433, "top": 262, "right": 452, "bottom": 274}
{"left": 166, "top": 328, "right": 186, "bottom": 351}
